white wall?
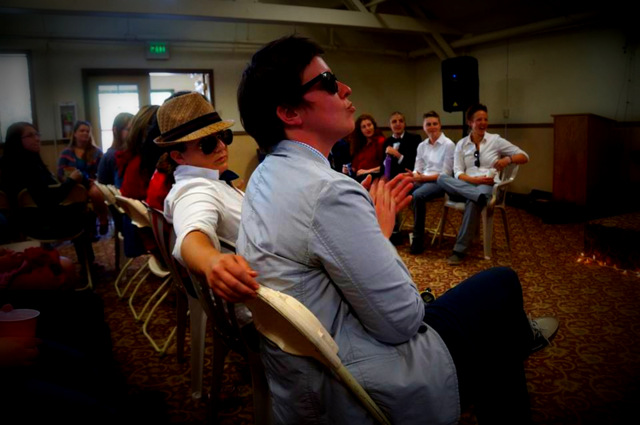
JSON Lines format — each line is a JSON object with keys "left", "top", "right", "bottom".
{"left": 414, "top": 26, "right": 638, "bottom": 126}
{"left": 1, "top": 24, "right": 637, "bottom": 194}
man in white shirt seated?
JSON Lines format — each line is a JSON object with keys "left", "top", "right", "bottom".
{"left": 407, "top": 110, "right": 455, "bottom": 254}
{"left": 437, "top": 103, "right": 529, "bottom": 265}
{"left": 153, "top": 91, "right": 259, "bottom": 305}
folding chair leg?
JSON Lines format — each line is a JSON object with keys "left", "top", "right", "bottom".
{"left": 75, "top": 246, "right": 94, "bottom": 291}
{"left": 176, "top": 288, "right": 188, "bottom": 363}
{"left": 500, "top": 208, "right": 511, "bottom": 254}
{"left": 188, "top": 295, "right": 207, "bottom": 400}
{"left": 482, "top": 207, "right": 495, "bottom": 260}
{"left": 127, "top": 267, "right": 152, "bottom": 319}
{"left": 141, "top": 277, "right": 177, "bottom": 355}
{"left": 114, "top": 257, "right": 138, "bottom": 298}
{"left": 208, "top": 337, "right": 230, "bottom": 422}
{"left": 432, "top": 207, "right": 448, "bottom": 247}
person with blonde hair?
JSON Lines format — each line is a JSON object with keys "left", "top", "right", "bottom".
{"left": 57, "top": 120, "right": 108, "bottom": 235}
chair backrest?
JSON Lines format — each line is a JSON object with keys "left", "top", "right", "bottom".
{"left": 115, "top": 195, "right": 151, "bottom": 228}
{"left": 187, "top": 268, "right": 249, "bottom": 355}
{"left": 246, "top": 286, "right": 391, "bottom": 425}
{"left": 146, "top": 204, "right": 198, "bottom": 299}
{"left": 94, "top": 181, "right": 117, "bottom": 206}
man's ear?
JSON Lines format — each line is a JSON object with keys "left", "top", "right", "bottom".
{"left": 276, "top": 105, "right": 303, "bottom": 127}
{"left": 169, "top": 149, "right": 186, "bottom": 165}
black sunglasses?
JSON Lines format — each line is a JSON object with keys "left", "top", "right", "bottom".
{"left": 474, "top": 149, "right": 480, "bottom": 167}
{"left": 300, "top": 72, "right": 339, "bottom": 95}
{"left": 197, "top": 129, "right": 233, "bottom": 155}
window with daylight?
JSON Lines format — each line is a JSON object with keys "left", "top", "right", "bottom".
{"left": 0, "top": 52, "right": 34, "bottom": 142}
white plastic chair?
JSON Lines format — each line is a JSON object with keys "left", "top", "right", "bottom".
{"left": 246, "top": 286, "right": 391, "bottom": 425}
{"left": 187, "top": 269, "right": 272, "bottom": 425}
{"left": 114, "top": 195, "right": 176, "bottom": 354}
{"left": 433, "top": 164, "right": 519, "bottom": 259}
{"left": 146, "top": 204, "right": 206, "bottom": 399}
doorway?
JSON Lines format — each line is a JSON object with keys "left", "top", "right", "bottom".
{"left": 83, "top": 69, "right": 213, "bottom": 151}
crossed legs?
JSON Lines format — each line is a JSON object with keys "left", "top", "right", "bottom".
{"left": 437, "top": 174, "right": 494, "bottom": 256}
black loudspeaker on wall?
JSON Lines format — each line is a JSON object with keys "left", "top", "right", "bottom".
{"left": 441, "top": 56, "right": 479, "bottom": 113}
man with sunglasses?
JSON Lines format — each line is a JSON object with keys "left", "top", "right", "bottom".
{"left": 437, "top": 103, "right": 529, "bottom": 266}
{"left": 237, "top": 36, "right": 556, "bottom": 425}
{"left": 154, "top": 91, "right": 260, "bottom": 304}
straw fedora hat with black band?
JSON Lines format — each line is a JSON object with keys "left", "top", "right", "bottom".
{"left": 154, "top": 91, "right": 234, "bottom": 146}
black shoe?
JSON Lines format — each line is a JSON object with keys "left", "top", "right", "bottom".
{"left": 389, "top": 232, "right": 403, "bottom": 246}
{"left": 410, "top": 239, "right": 425, "bottom": 255}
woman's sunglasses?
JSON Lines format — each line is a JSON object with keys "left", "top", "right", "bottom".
{"left": 474, "top": 149, "right": 480, "bottom": 167}
{"left": 300, "top": 72, "right": 339, "bottom": 95}
{"left": 197, "top": 129, "right": 233, "bottom": 155}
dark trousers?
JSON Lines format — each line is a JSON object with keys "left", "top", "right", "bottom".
{"left": 423, "top": 267, "right": 534, "bottom": 424}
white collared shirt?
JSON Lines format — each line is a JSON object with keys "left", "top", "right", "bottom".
{"left": 454, "top": 132, "right": 529, "bottom": 179}
{"left": 414, "top": 132, "right": 455, "bottom": 176}
{"left": 164, "top": 164, "right": 244, "bottom": 264}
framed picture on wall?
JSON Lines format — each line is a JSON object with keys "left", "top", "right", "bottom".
{"left": 59, "top": 102, "right": 76, "bottom": 139}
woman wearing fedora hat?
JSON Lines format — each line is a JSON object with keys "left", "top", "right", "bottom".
{"left": 156, "top": 92, "right": 259, "bottom": 303}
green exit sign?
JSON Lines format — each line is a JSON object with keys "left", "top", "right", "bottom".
{"left": 146, "top": 42, "right": 170, "bottom": 60}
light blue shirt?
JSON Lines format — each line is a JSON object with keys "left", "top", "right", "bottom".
{"left": 237, "top": 140, "right": 459, "bottom": 424}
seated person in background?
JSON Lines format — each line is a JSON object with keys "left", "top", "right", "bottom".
{"left": 437, "top": 103, "right": 529, "bottom": 266}
{"left": 116, "top": 105, "right": 162, "bottom": 201}
{"left": 236, "top": 35, "right": 558, "bottom": 425}
{"left": 407, "top": 110, "right": 455, "bottom": 254}
{"left": 328, "top": 138, "right": 351, "bottom": 173}
{"left": 156, "top": 91, "right": 259, "bottom": 304}
{"left": 0, "top": 122, "right": 95, "bottom": 267}
{"left": 383, "top": 111, "right": 423, "bottom": 244}
{"left": 145, "top": 154, "right": 173, "bottom": 211}
{"left": 382, "top": 111, "right": 422, "bottom": 179}
{"left": 97, "top": 112, "right": 133, "bottom": 188}
{"left": 57, "top": 120, "right": 108, "bottom": 235}
{"left": 114, "top": 105, "right": 162, "bottom": 258}
{"left": 348, "top": 113, "right": 385, "bottom": 182}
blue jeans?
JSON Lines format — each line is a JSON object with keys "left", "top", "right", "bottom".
{"left": 437, "top": 174, "right": 494, "bottom": 254}
{"left": 423, "top": 267, "right": 534, "bottom": 424}
{"left": 411, "top": 182, "right": 443, "bottom": 243}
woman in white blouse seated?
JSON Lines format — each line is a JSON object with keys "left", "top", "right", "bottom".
{"left": 154, "top": 91, "right": 259, "bottom": 303}
{"left": 437, "top": 103, "right": 529, "bottom": 265}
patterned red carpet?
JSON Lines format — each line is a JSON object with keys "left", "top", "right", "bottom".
{"left": 61, "top": 201, "right": 640, "bottom": 425}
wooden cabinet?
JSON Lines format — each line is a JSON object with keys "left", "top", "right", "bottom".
{"left": 552, "top": 113, "right": 616, "bottom": 210}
